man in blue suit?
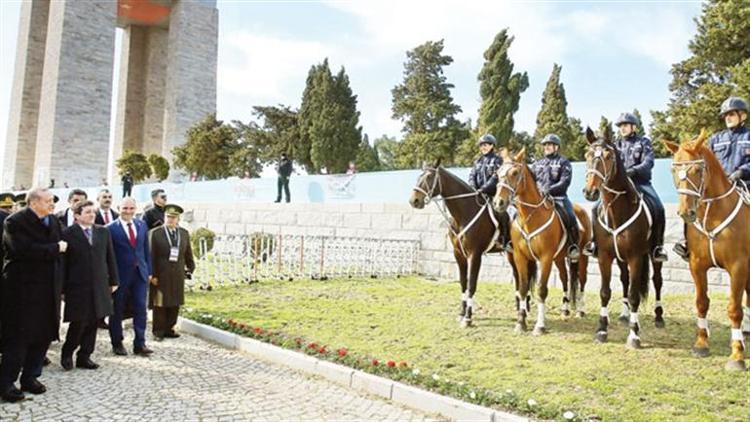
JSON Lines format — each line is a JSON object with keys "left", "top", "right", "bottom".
{"left": 107, "top": 197, "right": 154, "bottom": 356}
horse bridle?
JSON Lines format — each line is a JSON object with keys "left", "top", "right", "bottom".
{"left": 670, "top": 159, "right": 707, "bottom": 199}
{"left": 413, "top": 167, "right": 483, "bottom": 204}
{"left": 585, "top": 141, "right": 637, "bottom": 207}
{"left": 497, "top": 162, "right": 550, "bottom": 210}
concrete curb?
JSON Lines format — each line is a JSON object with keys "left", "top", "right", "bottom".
{"left": 178, "top": 318, "right": 527, "bottom": 422}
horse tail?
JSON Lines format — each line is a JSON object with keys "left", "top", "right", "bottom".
{"left": 527, "top": 260, "right": 538, "bottom": 291}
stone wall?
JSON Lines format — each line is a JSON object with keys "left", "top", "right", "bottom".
{"left": 179, "top": 201, "right": 730, "bottom": 294}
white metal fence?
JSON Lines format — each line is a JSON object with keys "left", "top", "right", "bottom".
{"left": 189, "top": 233, "right": 420, "bottom": 290}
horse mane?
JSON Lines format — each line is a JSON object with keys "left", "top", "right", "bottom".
{"left": 437, "top": 165, "right": 476, "bottom": 192}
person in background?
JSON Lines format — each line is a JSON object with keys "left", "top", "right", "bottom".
{"left": 148, "top": 204, "right": 195, "bottom": 341}
{"left": 121, "top": 172, "right": 134, "bottom": 197}
{"left": 60, "top": 200, "right": 119, "bottom": 371}
{"left": 275, "top": 153, "right": 293, "bottom": 203}
{"left": 143, "top": 189, "right": 167, "bottom": 230}
{"left": 56, "top": 189, "right": 88, "bottom": 228}
{"left": 95, "top": 189, "right": 119, "bottom": 226}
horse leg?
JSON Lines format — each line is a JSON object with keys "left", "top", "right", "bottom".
{"left": 690, "top": 264, "right": 711, "bottom": 358}
{"left": 513, "top": 254, "right": 531, "bottom": 334}
{"left": 508, "top": 251, "right": 521, "bottom": 312}
{"left": 743, "top": 280, "right": 750, "bottom": 343}
{"left": 533, "top": 258, "right": 554, "bottom": 336}
{"left": 556, "top": 258, "right": 571, "bottom": 318}
{"left": 617, "top": 259, "right": 631, "bottom": 326}
{"left": 576, "top": 255, "right": 589, "bottom": 318}
{"left": 652, "top": 260, "right": 665, "bottom": 328}
{"left": 595, "top": 256, "right": 613, "bottom": 343}
{"left": 462, "top": 253, "right": 482, "bottom": 328}
{"left": 725, "top": 264, "right": 747, "bottom": 371}
{"left": 625, "top": 255, "right": 649, "bottom": 349}
{"left": 454, "top": 248, "right": 468, "bottom": 323}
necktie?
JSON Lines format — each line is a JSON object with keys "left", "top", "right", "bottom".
{"left": 84, "top": 228, "right": 92, "bottom": 245}
{"left": 104, "top": 210, "right": 110, "bottom": 224}
{"left": 169, "top": 229, "right": 177, "bottom": 245}
{"left": 127, "top": 222, "right": 136, "bottom": 247}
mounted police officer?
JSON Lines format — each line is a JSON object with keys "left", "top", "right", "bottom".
{"left": 583, "top": 112, "right": 668, "bottom": 262}
{"left": 468, "top": 133, "right": 511, "bottom": 251}
{"left": 674, "top": 96, "right": 750, "bottom": 260}
{"left": 531, "top": 134, "right": 580, "bottom": 262}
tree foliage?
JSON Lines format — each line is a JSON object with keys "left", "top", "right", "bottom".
{"left": 116, "top": 150, "right": 151, "bottom": 183}
{"left": 173, "top": 114, "right": 241, "bottom": 180}
{"left": 650, "top": 0, "right": 750, "bottom": 144}
{"left": 147, "top": 154, "right": 170, "bottom": 181}
{"left": 392, "top": 40, "right": 465, "bottom": 168}
{"left": 534, "top": 64, "right": 586, "bottom": 160}
{"left": 477, "top": 29, "right": 529, "bottom": 150}
{"left": 355, "top": 134, "right": 381, "bottom": 172}
{"left": 373, "top": 135, "right": 398, "bottom": 171}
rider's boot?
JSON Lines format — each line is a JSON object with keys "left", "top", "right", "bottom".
{"left": 652, "top": 245, "right": 668, "bottom": 262}
{"left": 583, "top": 241, "right": 597, "bottom": 258}
{"left": 672, "top": 239, "right": 689, "bottom": 262}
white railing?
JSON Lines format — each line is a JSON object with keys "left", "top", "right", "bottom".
{"left": 189, "top": 233, "right": 420, "bottom": 290}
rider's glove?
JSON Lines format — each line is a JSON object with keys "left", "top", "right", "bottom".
{"left": 729, "top": 170, "right": 743, "bottom": 183}
{"left": 626, "top": 168, "right": 637, "bottom": 178}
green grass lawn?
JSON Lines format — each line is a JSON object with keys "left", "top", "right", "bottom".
{"left": 185, "top": 277, "right": 749, "bottom": 421}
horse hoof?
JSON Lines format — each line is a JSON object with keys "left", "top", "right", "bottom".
{"left": 654, "top": 318, "right": 666, "bottom": 329}
{"left": 533, "top": 326, "right": 546, "bottom": 336}
{"left": 618, "top": 315, "right": 630, "bottom": 326}
{"left": 743, "top": 332, "right": 750, "bottom": 343}
{"left": 626, "top": 337, "right": 642, "bottom": 350}
{"left": 576, "top": 311, "right": 586, "bottom": 319}
{"left": 514, "top": 323, "right": 526, "bottom": 334}
{"left": 460, "top": 319, "right": 472, "bottom": 328}
{"left": 724, "top": 360, "right": 747, "bottom": 372}
{"left": 692, "top": 347, "right": 710, "bottom": 358}
{"left": 456, "top": 315, "right": 464, "bottom": 323}
{"left": 594, "top": 332, "right": 608, "bottom": 343}
{"left": 561, "top": 310, "right": 571, "bottom": 318}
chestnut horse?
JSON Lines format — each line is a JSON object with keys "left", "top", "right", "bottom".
{"left": 493, "top": 148, "right": 592, "bottom": 335}
{"left": 664, "top": 129, "right": 749, "bottom": 371}
{"left": 410, "top": 162, "right": 518, "bottom": 327}
{"left": 582, "top": 126, "right": 665, "bottom": 349}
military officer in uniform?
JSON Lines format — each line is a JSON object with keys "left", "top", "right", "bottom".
{"left": 148, "top": 204, "right": 195, "bottom": 341}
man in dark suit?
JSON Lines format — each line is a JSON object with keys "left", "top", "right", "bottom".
{"left": 107, "top": 197, "right": 154, "bottom": 357}
{"left": 143, "top": 189, "right": 167, "bottom": 230}
{"left": 56, "top": 189, "right": 87, "bottom": 228}
{"left": 121, "top": 172, "right": 133, "bottom": 197}
{"left": 94, "top": 189, "right": 119, "bottom": 226}
{"left": 149, "top": 204, "right": 195, "bottom": 340}
{"left": 0, "top": 188, "right": 66, "bottom": 402}
{"left": 60, "top": 200, "right": 119, "bottom": 370}
{"left": 0, "top": 193, "right": 14, "bottom": 354}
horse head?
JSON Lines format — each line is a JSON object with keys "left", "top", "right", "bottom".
{"left": 663, "top": 128, "right": 714, "bottom": 224}
{"left": 409, "top": 158, "right": 442, "bottom": 209}
{"left": 583, "top": 125, "right": 618, "bottom": 201}
{"left": 493, "top": 147, "right": 529, "bottom": 212}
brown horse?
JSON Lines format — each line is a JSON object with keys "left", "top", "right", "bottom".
{"left": 492, "top": 148, "right": 592, "bottom": 335}
{"left": 409, "top": 162, "right": 518, "bottom": 327}
{"left": 663, "top": 129, "right": 749, "bottom": 371}
{"left": 582, "top": 126, "right": 665, "bottom": 348}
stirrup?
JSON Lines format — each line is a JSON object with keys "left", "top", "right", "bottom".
{"left": 672, "top": 242, "right": 689, "bottom": 262}
{"left": 652, "top": 246, "right": 668, "bottom": 263}
{"left": 582, "top": 242, "right": 597, "bottom": 257}
{"left": 568, "top": 245, "right": 580, "bottom": 262}
{"left": 503, "top": 241, "right": 514, "bottom": 253}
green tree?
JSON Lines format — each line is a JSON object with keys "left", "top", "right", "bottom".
{"left": 298, "top": 61, "right": 328, "bottom": 172}
{"left": 477, "top": 29, "right": 529, "bottom": 148}
{"left": 116, "top": 150, "right": 151, "bottom": 183}
{"left": 598, "top": 116, "right": 611, "bottom": 136}
{"left": 299, "top": 60, "right": 362, "bottom": 173}
{"left": 245, "top": 105, "right": 300, "bottom": 164}
{"left": 355, "top": 134, "right": 380, "bottom": 172}
{"left": 650, "top": 0, "right": 750, "bottom": 143}
{"left": 510, "top": 131, "right": 536, "bottom": 159}
{"left": 392, "top": 40, "right": 464, "bottom": 168}
{"left": 173, "top": 114, "right": 240, "bottom": 180}
{"left": 373, "top": 135, "right": 398, "bottom": 171}
{"left": 566, "top": 117, "right": 587, "bottom": 162}
{"left": 147, "top": 154, "right": 170, "bottom": 181}
{"left": 534, "top": 64, "right": 575, "bottom": 158}
{"left": 230, "top": 123, "right": 264, "bottom": 178}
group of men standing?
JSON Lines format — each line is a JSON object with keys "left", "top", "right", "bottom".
{"left": 0, "top": 187, "right": 195, "bottom": 403}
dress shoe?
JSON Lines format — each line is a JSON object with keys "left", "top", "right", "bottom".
{"left": 164, "top": 331, "right": 180, "bottom": 339}
{"left": 20, "top": 379, "right": 46, "bottom": 395}
{"left": 76, "top": 358, "right": 99, "bottom": 370}
{"left": 61, "top": 355, "right": 74, "bottom": 371}
{"left": 112, "top": 343, "right": 128, "bottom": 356}
{"left": 42, "top": 356, "right": 51, "bottom": 366}
{"left": 133, "top": 346, "right": 154, "bottom": 356}
{"left": 0, "top": 386, "right": 24, "bottom": 403}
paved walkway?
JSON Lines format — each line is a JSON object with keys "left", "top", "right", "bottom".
{"left": 0, "top": 325, "right": 439, "bottom": 421}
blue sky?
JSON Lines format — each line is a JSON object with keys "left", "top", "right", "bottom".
{"left": 0, "top": 0, "right": 703, "bottom": 171}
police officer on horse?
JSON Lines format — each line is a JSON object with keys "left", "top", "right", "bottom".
{"left": 531, "top": 134, "right": 581, "bottom": 262}
{"left": 673, "top": 96, "right": 750, "bottom": 260}
{"left": 584, "top": 112, "right": 668, "bottom": 262}
{"left": 468, "top": 133, "right": 511, "bottom": 251}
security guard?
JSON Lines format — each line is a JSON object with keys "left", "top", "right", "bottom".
{"left": 531, "top": 134, "right": 581, "bottom": 262}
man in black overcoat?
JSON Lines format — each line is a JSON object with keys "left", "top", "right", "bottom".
{"left": 60, "top": 200, "right": 119, "bottom": 370}
{"left": 0, "top": 188, "right": 66, "bottom": 402}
